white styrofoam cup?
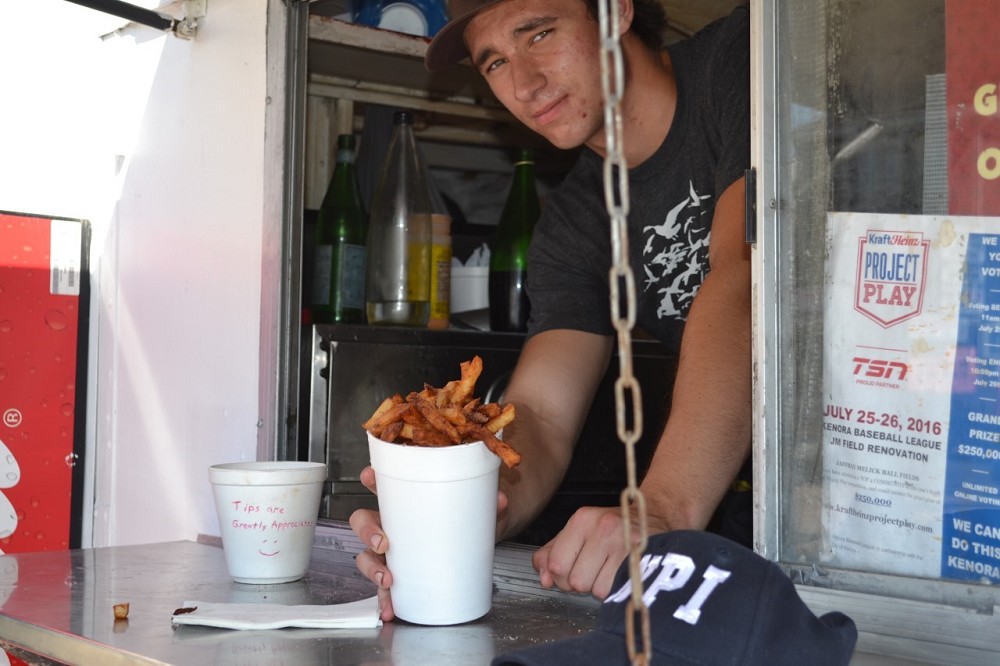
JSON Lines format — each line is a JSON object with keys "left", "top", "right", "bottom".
{"left": 367, "top": 432, "right": 500, "bottom": 625}
{"left": 209, "top": 461, "right": 326, "bottom": 584}
{"left": 450, "top": 266, "right": 489, "bottom": 313}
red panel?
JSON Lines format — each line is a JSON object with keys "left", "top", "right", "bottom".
{"left": 946, "top": 0, "right": 1000, "bottom": 214}
{"left": 0, "top": 213, "right": 81, "bottom": 552}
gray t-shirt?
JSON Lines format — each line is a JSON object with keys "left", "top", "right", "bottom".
{"left": 526, "top": 5, "right": 751, "bottom": 353}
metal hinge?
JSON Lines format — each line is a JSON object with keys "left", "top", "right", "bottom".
{"left": 67, "top": 0, "right": 207, "bottom": 40}
{"left": 174, "top": 0, "right": 208, "bottom": 39}
{"left": 744, "top": 166, "right": 757, "bottom": 245}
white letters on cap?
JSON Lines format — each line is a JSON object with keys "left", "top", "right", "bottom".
{"left": 605, "top": 554, "right": 664, "bottom": 604}
{"left": 642, "top": 553, "right": 696, "bottom": 607}
{"left": 604, "top": 550, "right": 733, "bottom": 627}
{"left": 673, "top": 565, "right": 731, "bottom": 625}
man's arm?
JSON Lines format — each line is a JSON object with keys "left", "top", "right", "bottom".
{"left": 532, "top": 176, "right": 751, "bottom": 598}
{"left": 497, "top": 328, "right": 613, "bottom": 540}
{"left": 639, "top": 175, "right": 752, "bottom": 531}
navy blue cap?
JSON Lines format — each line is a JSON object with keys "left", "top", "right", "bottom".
{"left": 493, "top": 530, "right": 857, "bottom": 666}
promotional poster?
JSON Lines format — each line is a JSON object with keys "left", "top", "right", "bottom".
{"left": 822, "top": 212, "right": 999, "bottom": 583}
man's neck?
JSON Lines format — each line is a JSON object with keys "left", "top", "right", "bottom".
{"left": 584, "top": 35, "right": 677, "bottom": 167}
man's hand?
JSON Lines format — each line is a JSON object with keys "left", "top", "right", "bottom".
{"left": 531, "top": 504, "right": 671, "bottom": 599}
{"left": 348, "top": 466, "right": 395, "bottom": 622}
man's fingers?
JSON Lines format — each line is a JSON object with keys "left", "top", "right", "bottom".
{"left": 360, "top": 466, "right": 378, "bottom": 495}
{"left": 531, "top": 507, "right": 631, "bottom": 598}
{"left": 355, "top": 549, "right": 396, "bottom": 621}
{"left": 540, "top": 535, "right": 588, "bottom": 592}
{"left": 532, "top": 544, "right": 555, "bottom": 589}
{"left": 593, "top": 555, "right": 624, "bottom": 601}
{"left": 377, "top": 587, "right": 395, "bottom": 622}
{"left": 349, "top": 508, "right": 388, "bottom": 555}
{"left": 355, "top": 548, "right": 391, "bottom": 586}
{"left": 350, "top": 470, "right": 395, "bottom": 621}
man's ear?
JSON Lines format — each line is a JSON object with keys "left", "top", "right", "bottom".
{"left": 617, "top": 0, "right": 635, "bottom": 35}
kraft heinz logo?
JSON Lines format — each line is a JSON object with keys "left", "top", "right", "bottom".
{"left": 854, "top": 230, "right": 929, "bottom": 328}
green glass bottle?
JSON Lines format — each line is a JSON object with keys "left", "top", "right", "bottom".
{"left": 489, "top": 148, "right": 541, "bottom": 332}
{"left": 311, "top": 134, "right": 368, "bottom": 324}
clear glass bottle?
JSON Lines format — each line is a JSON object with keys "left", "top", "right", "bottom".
{"left": 489, "top": 148, "right": 541, "bottom": 332}
{"left": 365, "top": 111, "right": 433, "bottom": 326}
{"left": 311, "top": 133, "right": 368, "bottom": 324}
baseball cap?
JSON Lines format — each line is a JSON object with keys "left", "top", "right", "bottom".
{"left": 492, "top": 531, "right": 858, "bottom": 666}
{"left": 424, "top": 0, "right": 509, "bottom": 71}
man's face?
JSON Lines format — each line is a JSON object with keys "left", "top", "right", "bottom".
{"left": 464, "top": 0, "right": 605, "bottom": 151}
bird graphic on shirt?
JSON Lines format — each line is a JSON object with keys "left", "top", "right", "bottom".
{"left": 642, "top": 181, "right": 713, "bottom": 322}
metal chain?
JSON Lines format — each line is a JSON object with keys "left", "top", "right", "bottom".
{"left": 596, "top": 1, "right": 650, "bottom": 664}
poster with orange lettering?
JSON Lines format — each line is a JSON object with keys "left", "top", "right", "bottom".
{"left": 947, "top": 0, "right": 1000, "bottom": 214}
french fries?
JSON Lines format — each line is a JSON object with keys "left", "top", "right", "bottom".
{"left": 362, "top": 355, "right": 521, "bottom": 468}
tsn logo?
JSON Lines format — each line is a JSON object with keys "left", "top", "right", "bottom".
{"left": 852, "top": 356, "right": 909, "bottom": 381}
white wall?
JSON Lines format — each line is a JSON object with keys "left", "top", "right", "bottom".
{"left": 0, "top": 3, "right": 118, "bottom": 222}
{"left": 0, "top": 0, "right": 271, "bottom": 547}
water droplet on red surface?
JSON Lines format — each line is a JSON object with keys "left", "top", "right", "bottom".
{"left": 0, "top": 321, "right": 11, "bottom": 333}
{"left": 45, "top": 310, "right": 68, "bottom": 331}
{"left": 60, "top": 403, "right": 73, "bottom": 416}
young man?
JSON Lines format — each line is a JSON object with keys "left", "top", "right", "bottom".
{"left": 351, "top": 0, "right": 751, "bottom": 620}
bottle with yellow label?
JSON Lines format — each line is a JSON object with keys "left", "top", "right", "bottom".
{"left": 427, "top": 181, "right": 452, "bottom": 329}
{"left": 365, "top": 111, "right": 432, "bottom": 326}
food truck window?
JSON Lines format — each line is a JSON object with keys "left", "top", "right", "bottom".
{"left": 755, "top": 0, "right": 1000, "bottom": 658}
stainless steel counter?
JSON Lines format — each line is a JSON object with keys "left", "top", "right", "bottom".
{"left": 0, "top": 522, "right": 952, "bottom": 666}
{"left": 0, "top": 524, "right": 599, "bottom": 665}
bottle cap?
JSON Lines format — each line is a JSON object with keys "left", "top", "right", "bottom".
{"left": 431, "top": 213, "right": 451, "bottom": 236}
{"left": 514, "top": 147, "right": 534, "bottom": 165}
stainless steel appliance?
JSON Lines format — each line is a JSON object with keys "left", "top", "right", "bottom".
{"left": 309, "top": 324, "right": 676, "bottom": 544}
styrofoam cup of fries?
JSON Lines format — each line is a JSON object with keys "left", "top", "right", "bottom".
{"left": 367, "top": 431, "right": 501, "bottom": 625}
{"left": 360, "top": 355, "right": 520, "bottom": 624}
